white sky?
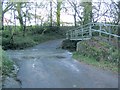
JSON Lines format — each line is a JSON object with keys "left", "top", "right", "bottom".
{"left": 3, "top": 0, "right": 120, "bottom": 26}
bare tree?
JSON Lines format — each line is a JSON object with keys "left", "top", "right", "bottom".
{"left": 67, "top": 0, "right": 77, "bottom": 26}
{"left": 92, "top": 1, "right": 119, "bottom": 23}
{"left": 0, "top": 1, "right": 2, "bottom": 30}
{"left": 1, "top": 1, "right": 13, "bottom": 30}
{"left": 65, "top": 0, "right": 82, "bottom": 26}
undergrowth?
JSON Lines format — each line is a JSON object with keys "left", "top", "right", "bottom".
{"left": 73, "top": 37, "right": 119, "bottom": 72}
{"left": 2, "top": 26, "right": 64, "bottom": 50}
{"left": 73, "top": 52, "right": 118, "bottom": 72}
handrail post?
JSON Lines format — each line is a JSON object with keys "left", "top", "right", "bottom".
{"left": 71, "top": 31, "right": 72, "bottom": 39}
{"left": 108, "top": 26, "right": 111, "bottom": 43}
{"left": 66, "top": 31, "right": 70, "bottom": 39}
{"left": 66, "top": 31, "right": 68, "bottom": 39}
{"left": 99, "top": 23, "right": 102, "bottom": 37}
{"left": 75, "top": 29, "right": 77, "bottom": 38}
{"left": 89, "top": 23, "right": 92, "bottom": 37}
{"left": 73, "top": 30, "right": 74, "bottom": 39}
{"left": 82, "top": 28, "right": 83, "bottom": 38}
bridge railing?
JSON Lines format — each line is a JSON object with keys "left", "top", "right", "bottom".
{"left": 66, "top": 22, "right": 120, "bottom": 41}
{"left": 92, "top": 23, "right": 119, "bottom": 36}
{"left": 66, "top": 23, "right": 92, "bottom": 40}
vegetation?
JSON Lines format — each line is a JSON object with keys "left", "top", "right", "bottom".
{"left": 0, "top": 46, "right": 14, "bottom": 76}
{"left": 73, "top": 37, "right": 119, "bottom": 72}
{"left": 0, "top": 47, "right": 2, "bottom": 69}
{"left": 73, "top": 52, "right": 118, "bottom": 72}
{"left": 2, "top": 26, "right": 64, "bottom": 50}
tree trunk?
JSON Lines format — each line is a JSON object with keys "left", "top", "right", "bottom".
{"left": 57, "top": 0, "right": 62, "bottom": 27}
{"left": 50, "top": 0, "right": 52, "bottom": 27}
{"left": 74, "top": 14, "right": 76, "bottom": 27}
{"left": 118, "top": 26, "right": 120, "bottom": 38}
{"left": 14, "top": 9, "right": 16, "bottom": 31}
{"left": 23, "top": 3, "right": 27, "bottom": 37}
{"left": 1, "top": 1, "right": 4, "bottom": 30}
{"left": 18, "top": 11, "right": 24, "bottom": 31}
{"left": 16, "top": 2, "right": 24, "bottom": 36}
{"left": 1, "top": 13, "right": 4, "bottom": 30}
{"left": 83, "top": 2, "right": 92, "bottom": 25}
{"left": 35, "top": 2, "right": 37, "bottom": 26}
{"left": 74, "top": 4, "right": 77, "bottom": 27}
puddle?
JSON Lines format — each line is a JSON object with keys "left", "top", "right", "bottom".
{"left": 54, "top": 55, "right": 66, "bottom": 59}
{"left": 48, "top": 55, "right": 66, "bottom": 59}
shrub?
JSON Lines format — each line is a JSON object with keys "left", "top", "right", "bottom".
{"left": 2, "top": 30, "right": 11, "bottom": 38}
{"left": 26, "top": 25, "right": 44, "bottom": 34}
{"left": 2, "top": 37, "right": 11, "bottom": 50}
{"left": 12, "top": 36, "right": 36, "bottom": 49}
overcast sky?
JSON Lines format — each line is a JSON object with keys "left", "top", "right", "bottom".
{"left": 3, "top": 0, "right": 120, "bottom": 26}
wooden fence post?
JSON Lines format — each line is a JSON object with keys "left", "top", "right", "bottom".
{"left": 73, "top": 30, "right": 75, "bottom": 38}
{"left": 66, "top": 31, "right": 68, "bottom": 39}
{"left": 99, "top": 23, "right": 102, "bottom": 37}
{"left": 82, "top": 28, "right": 83, "bottom": 39}
{"left": 108, "top": 26, "right": 111, "bottom": 43}
{"left": 75, "top": 30, "right": 77, "bottom": 38}
{"left": 89, "top": 24, "right": 92, "bottom": 37}
{"left": 70, "top": 31, "right": 71, "bottom": 39}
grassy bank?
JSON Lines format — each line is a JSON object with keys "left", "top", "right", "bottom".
{"left": 73, "top": 52, "right": 118, "bottom": 72}
{"left": 72, "top": 37, "right": 119, "bottom": 72}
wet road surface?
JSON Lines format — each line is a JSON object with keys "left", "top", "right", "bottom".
{"left": 7, "top": 39, "right": 118, "bottom": 88}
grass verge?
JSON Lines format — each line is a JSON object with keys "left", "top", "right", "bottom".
{"left": 0, "top": 46, "right": 14, "bottom": 76}
{"left": 73, "top": 52, "right": 118, "bottom": 72}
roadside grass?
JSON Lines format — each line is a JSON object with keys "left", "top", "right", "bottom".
{"left": 0, "top": 46, "right": 14, "bottom": 76}
{"left": 2, "top": 52, "right": 14, "bottom": 76}
{"left": 73, "top": 52, "right": 118, "bottom": 72}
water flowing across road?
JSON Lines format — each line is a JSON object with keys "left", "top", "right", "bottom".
{"left": 6, "top": 39, "right": 118, "bottom": 88}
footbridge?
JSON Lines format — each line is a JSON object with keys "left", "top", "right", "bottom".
{"left": 66, "top": 22, "right": 120, "bottom": 42}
